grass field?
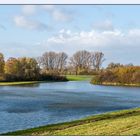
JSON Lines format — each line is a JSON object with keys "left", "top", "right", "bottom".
{"left": 66, "top": 75, "right": 92, "bottom": 81}
{"left": 3, "top": 107, "right": 140, "bottom": 136}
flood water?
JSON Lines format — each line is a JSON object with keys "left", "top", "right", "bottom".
{"left": 0, "top": 81, "right": 140, "bottom": 134}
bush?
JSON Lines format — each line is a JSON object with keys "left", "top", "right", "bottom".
{"left": 91, "top": 66, "right": 140, "bottom": 85}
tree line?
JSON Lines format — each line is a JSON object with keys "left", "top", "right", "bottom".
{"left": 91, "top": 63, "right": 140, "bottom": 85}
{"left": 37, "top": 50, "right": 105, "bottom": 75}
{"left": 0, "top": 50, "right": 105, "bottom": 81}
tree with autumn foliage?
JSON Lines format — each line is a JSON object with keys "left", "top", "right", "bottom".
{"left": 0, "top": 53, "right": 5, "bottom": 80}
{"left": 91, "top": 63, "right": 140, "bottom": 85}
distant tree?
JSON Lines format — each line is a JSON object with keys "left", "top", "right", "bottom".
{"left": 39, "top": 52, "right": 58, "bottom": 74}
{"left": 5, "top": 57, "right": 20, "bottom": 76}
{"left": 69, "top": 50, "right": 91, "bottom": 75}
{"left": 91, "top": 52, "right": 105, "bottom": 71}
{"left": 107, "top": 62, "right": 123, "bottom": 69}
{"left": 0, "top": 53, "right": 5, "bottom": 74}
{"left": 38, "top": 51, "right": 68, "bottom": 74}
{"left": 18, "top": 57, "right": 40, "bottom": 80}
{"left": 25, "top": 58, "right": 40, "bottom": 80}
{"left": 91, "top": 65, "right": 140, "bottom": 85}
{"left": 57, "top": 52, "right": 68, "bottom": 73}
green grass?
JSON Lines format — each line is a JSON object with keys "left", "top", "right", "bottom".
{"left": 2, "top": 107, "right": 140, "bottom": 136}
{"left": 0, "top": 75, "right": 91, "bottom": 85}
{"left": 66, "top": 75, "right": 92, "bottom": 81}
{"left": 0, "top": 81, "right": 40, "bottom": 86}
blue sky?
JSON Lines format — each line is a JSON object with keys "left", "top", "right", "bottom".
{"left": 0, "top": 5, "right": 140, "bottom": 67}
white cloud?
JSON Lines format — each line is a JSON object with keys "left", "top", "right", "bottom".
{"left": 14, "top": 15, "right": 48, "bottom": 31}
{"left": 13, "top": 5, "right": 72, "bottom": 31}
{"left": 1, "top": 28, "right": 140, "bottom": 65}
{"left": 93, "top": 20, "right": 114, "bottom": 31}
{"left": 22, "top": 5, "right": 36, "bottom": 16}
{"left": 46, "top": 29, "right": 123, "bottom": 49}
{"left": 36, "top": 28, "right": 140, "bottom": 65}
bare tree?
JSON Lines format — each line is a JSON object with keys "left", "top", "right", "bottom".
{"left": 38, "top": 50, "right": 105, "bottom": 75}
{"left": 69, "top": 50, "right": 91, "bottom": 75}
{"left": 38, "top": 51, "right": 68, "bottom": 74}
{"left": 57, "top": 52, "right": 68, "bottom": 73}
{"left": 91, "top": 52, "right": 105, "bottom": 71}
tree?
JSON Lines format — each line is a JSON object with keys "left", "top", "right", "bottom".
{"left": 69, "top": 50, "right": 91, "bottom": 75}
{"left": 91, "top": 65, "right": 140, "bottom": 85}
{"left": 25, "top": 58, "right": 40, "bottom": 80}
{"left": 18, "top": 57, "right": 40, "bottom": 80}
{"left": 39, "top": 52, "right": 58, "bottom": 74}
{"left": 5, "top": 57, "right": 20, "bottom": 76}
{"left": 107, "top": 62, "right": 123, "bottom": 69}
{"left": 4, "top": 57, "right": 20, "bottom": 81}
{"left": 38, "top": 51, "right": 68, "bottom": 74}
{"left": 0, "top": 53, "right": 5, "bottom": 74}
{"left": 57, "top": 52, "right": 68, "bottom": 73}
{"left": 91, "top": 52, "right": 105, "bottom": 71}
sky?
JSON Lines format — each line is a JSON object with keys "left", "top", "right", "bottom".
{"left": 0, "top": 5, "right": 140, "bottom": 67}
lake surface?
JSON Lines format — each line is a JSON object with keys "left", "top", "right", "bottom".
{"left": 0, "top": 81, "right": 140, "bottom": 134}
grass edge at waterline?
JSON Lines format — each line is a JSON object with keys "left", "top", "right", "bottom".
{"left": 2, "top": 107, "right": 140, "bottom": 136}
{"left": 0, "top": 81, "right": 41, "bottom": 86}
{"left": 0, "top": 75, "right": 93, "bottom": 86}
{"left": 66, "top": 75, "right": 92, "bottom": 81}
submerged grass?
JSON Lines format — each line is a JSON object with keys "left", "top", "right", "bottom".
{"left": 2, "top": 107, "right": 140, "bottom": 136}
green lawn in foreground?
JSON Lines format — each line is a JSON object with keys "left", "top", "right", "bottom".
{"left": 66, "top": 75, "right": 92, "bottom": 81}
{"left": 3, "top": 108, "right": 140, "bottom": 136}
{"left": 0, "top": 81, "right": 40, "bottom": 86}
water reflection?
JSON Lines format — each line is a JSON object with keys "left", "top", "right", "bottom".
{"left": 11, "top": 83, "right": 40, "bottom": 87}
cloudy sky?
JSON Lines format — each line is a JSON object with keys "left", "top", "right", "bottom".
{"left": 0, "top": 5, "right": 140, "bottom": 66}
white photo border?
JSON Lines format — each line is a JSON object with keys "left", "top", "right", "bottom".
{"left": 0, "top": 0, "right": 140, "bottom": 4}
{"left": 0, "top": 0, "right": 140, "bottom": 140}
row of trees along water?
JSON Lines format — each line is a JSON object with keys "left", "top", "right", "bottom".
{"left": 91, "top": 63, "right": 140, "bottom": 85}
{"left": 0, "top": 50, "right": 105, "bottom": 81}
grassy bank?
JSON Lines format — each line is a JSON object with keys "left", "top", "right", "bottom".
{"left": 66, "top": 75, "right": 92, "bottom": 81}
{"left": 0, "top": 81, "right": 40, "bottom": 86}
{"left": 2, "top": 107, "right": 140, "bottom": 136}
{"left": 91, "top": 81, "right": 140, "bottom": 87}
{"left": 0, "top": 75, "right": 91, "bottom": 85}
{"left": 98, "top": 82, "right": 140, "bottom": 87}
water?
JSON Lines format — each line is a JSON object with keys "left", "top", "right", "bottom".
{"left": 0, "top": 81, "right": 140, "bottom": 134}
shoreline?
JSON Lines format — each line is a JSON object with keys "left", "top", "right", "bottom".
{"left": 0, "top": 75, "right": 92, "bottom": 86}
{"left": 0, "top": 81, "right": 40, "bottom": 86}
{"left": 0, "top": 80, "right": 68, "bottom": 86}
{"left": 92, "top": 82, "right": 140, "bottom": 87}
{"left": 2, "top": 107, "right": 140, "bottom": 136}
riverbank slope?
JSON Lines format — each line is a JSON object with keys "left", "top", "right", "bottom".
{"left": 2, "top": 107, "right": 140, "bottom": 136}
